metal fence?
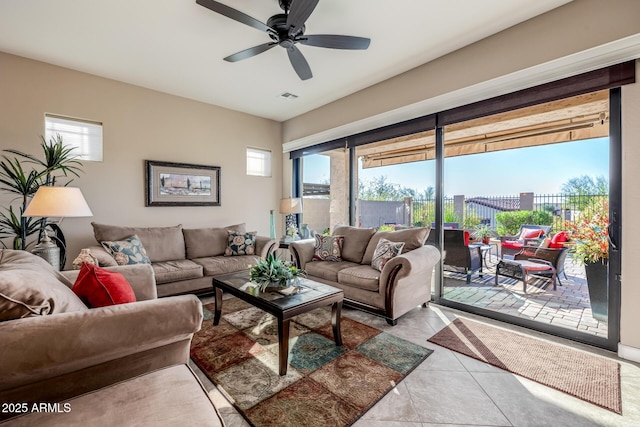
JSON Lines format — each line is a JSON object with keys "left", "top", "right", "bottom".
{"left": 409, "top": 193, "right": 608, "bottom": 231}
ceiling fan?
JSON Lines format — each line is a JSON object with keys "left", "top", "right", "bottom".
{"left": 196, "top": 0, "right": 371, "bottom": 80}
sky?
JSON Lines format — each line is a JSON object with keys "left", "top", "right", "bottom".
{"left": 302, "top": 137, "right": 609, "bottom": 197}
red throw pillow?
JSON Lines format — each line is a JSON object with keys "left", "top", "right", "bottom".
{"left": 72, "top": 263, "right": 136, "bottom": 308}
{"left": 523, "top": 229, "right": 544, "bottom": 239}
{"left": 549, "top": 231, "right": 569, "bottom": 248}
{"left": 463, "top": 230, "right": 470, "bottom": 246}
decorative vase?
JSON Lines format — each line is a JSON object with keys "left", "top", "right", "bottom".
{"left": 269, "top": 210, "right": 276, "bottom": 239}
{"left": 72, "top": 248, "right": 99, "bottom": 270}
{"left": 300, "top": 223, "right": 310, "bottom": 239}
{"left": 584, "top": 259, "right": 608, "bottom": 322}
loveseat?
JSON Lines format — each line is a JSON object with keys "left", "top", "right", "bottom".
{"left": 83, "top": 222, "right": 277, "bottom": 297}
{"left": 0, "top": 249, "right": 224, "bottom": 426}
{"left": 289, "top": 226, "right": 440, "bottom": 325}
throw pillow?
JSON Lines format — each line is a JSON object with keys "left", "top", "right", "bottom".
{"left": 312, "top": 234, "right": 344, "bottom": 262}
{"left": 523, "top": 229, "right": 544, "bottom": 239}
{"left": 371, "top": 238, "right": 405, "bottom": 272}
{"left": 101, "top": 235, "right": 151, "bottom": 265}
{"left": 224, "top": 231, "right": 257, "bottom": 256}
{"left": 72, "top": 263, "right": 136, "bottom": 308}
{"left": 550, "top": 231, "right": 569, "bottom": 248}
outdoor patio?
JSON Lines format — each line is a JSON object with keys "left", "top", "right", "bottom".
{"left": 442, "top": 251, "right": 609, "bottom": 338}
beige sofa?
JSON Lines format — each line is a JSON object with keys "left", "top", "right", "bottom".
{"left": 290, "top": 226, "right": 440, "bottom": 325}
{"left": 0, "top": 249, "right": 224, "bottom": 426}
{"left": 85, "top": 222, "right": 277, "bottom": 297}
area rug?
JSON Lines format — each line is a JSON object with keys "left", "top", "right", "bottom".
{"left": 191, "top": 298, "right": 433, "bottom": 427}
{"left": 428, "top": 317, "right": 621, "bottom": 414}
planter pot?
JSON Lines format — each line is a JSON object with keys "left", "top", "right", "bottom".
{"left": 584, "top": 260, "right": 608, "bottom": 322}
{"left": 482, "top": 236, "right": 490, "bottom": 245}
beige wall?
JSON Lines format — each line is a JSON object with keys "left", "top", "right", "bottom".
{"left": 621, "top": 61, "right": 640, "bottom": 350}
{"left": 0, "top": 52, "right": 282, "bottom": 267}
{"left": 283, "top": 0, "right": 640, "bottom": 143}
{"left": 281, "top": 0, "right": 640, "bottom": 356}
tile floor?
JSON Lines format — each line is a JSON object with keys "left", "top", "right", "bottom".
{"left": 191, "top": 296, "right": 640, "bottom": 427}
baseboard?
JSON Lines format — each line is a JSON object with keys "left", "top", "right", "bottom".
{"left": 618, "top": 343, "right": 640, "bottom": 363}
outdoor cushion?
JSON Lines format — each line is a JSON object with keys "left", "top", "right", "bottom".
{"left": 183, "top": 223, "right": 246, "bottom": 258}
{"left": 362, "top": 227, "right": 430, "bottom": 264}
{"left": 152, "top": 260, "right": 204, "bottom": 284}
{"left": 72, "top": 263, "right": 136, "bottom": 308}
{"left": 523, "top": 229, "right": 544, "bottom": 239}
{"left": 92, "top": 223, "right": 186, "bottom": 262}
{"left": 337, "top": 265, "right": 380, "bottom": 292}
{"left": 304, "top": 260, "right": 359, "bottom": 282}
{"left": 0, "top": 250, "right": 88, "bottom": 321}
{"left": 550, "top": 231, "right": 569, "bottom": 248}
{"left": 332, "top": 225, "right": 376, "bottom": 263}
{"left": 501, "top": 240, "right": 524, "bottom": 250}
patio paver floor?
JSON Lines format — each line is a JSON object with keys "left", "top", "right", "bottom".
{"left": 442, "top": 253, "right": 609, "bottom": 337}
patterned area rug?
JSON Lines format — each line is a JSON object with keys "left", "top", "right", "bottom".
{"left": 191, "top": 298, "right": 433, "bottom": 427}
{"left": 428, "top": 317, "right": 621, "bottom": 414}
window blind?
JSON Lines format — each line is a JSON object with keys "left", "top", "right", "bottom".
{"left": 45, "top": 114, "right": 103, "bottom": 161}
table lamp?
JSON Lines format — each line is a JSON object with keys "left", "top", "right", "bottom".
{"left": 23, "top": 186, "right": 93, "bottom": 270}
{"left": 279, "top": 197, "right": 302, "bottom": 242}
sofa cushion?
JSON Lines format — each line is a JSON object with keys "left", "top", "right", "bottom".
{"left": 305, "top": 260, "right": 360, "bottom": 282}
{"left": 337, "top": 265, "right": 380, "bottom": 292}
{"left": 371, "top": 238, "right": 405, "bottom": 272}
{"left": 224, "top": 231, "right": 256, "bottom": 256}
{"left": 101, "top": 235, "right": 152, "bottom": 266}
{"left": 362, "top": 227, "right": 430, "bottom": 264}
{"left": 312, "top": 234, "right": 344, "bottom": 262}
{"left": 152, "top": 260, "right": 204, "bottom": 285}
{"left": 332, "top": 226, "right": 376, "bottom": 263}
{"left": 192, "top": 255, "right": 261, "bottom": 276}
{"left": 72, "top": 263, "right": 136, "bottom": 308}
{"left": 92, "top": 223, "right": 185, "bottom": 262}
{"left": 0, "top": 250, "right": 88, "bottom": 321}
{"left": 183, "top": 223, "right": 247, "bottom": 258}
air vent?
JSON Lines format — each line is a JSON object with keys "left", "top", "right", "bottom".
{"left": 279, "top": 92, "right": 299, "bottom": 100}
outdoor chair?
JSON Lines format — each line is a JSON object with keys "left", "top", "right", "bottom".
{"left": 428, "top": 229, "right": 482, "bottom": 283}
{"left": 514, "top": 245, "right": 569, "bottom": 285}
{"left": 500, "top": 224, "right": 552, "bottom": 258}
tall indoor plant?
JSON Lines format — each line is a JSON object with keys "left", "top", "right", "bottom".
{"left": 564, "top": 198, "right": 609, "bottom": 321}
{"left": 0, "top": 135, "right": 82, "bottom": 250}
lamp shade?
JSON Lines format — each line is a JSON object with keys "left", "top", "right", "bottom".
{"left": 279, "top": 198, "right": 302, "bottom": 215}
{"left": 23, "top": 187, "right": 93, "bottom": 218}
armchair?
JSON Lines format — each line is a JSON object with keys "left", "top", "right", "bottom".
{"left": 514, "top": 245, "right": 569, "bottom": 285}
{"left": 428, "top": 229, "right": 482, "bottom": 283}
{"left": 0, "top": 250, "right": 223, "bottom": 426}
{"left": 500, "top": 224, "right": 552, "bottom": 258}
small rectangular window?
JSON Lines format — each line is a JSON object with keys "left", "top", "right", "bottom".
{"left": 45, "top": 114, "right": 103, "bottom": 161}
{"left": 247, "top": 147, "right": 271, "bottom": 177}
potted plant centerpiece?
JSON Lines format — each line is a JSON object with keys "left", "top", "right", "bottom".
{"left": 249, "top": 253, "right": 306, "bottom": 293}
{"left": 565, "top": 198, "right": 609, "bottom": 321}
{"left": 472, "top": 224, "right": 496, "bottom": 245}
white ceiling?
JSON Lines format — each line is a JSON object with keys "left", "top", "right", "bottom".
{"left": 0, "top": 0, "right": 571, "bottom": 122}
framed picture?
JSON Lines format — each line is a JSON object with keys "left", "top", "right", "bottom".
{"left": 146, "top": 160, "right": 220, "bottom": 206}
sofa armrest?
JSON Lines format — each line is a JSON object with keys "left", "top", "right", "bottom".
{"left": 380, "top": 244, "right": 441, "bottom": 284}
{"left": 0, "top": 295, "right": 202, "bottom": 398}
{"left": 61, "top": 263, "right": 158, "bottom": 301}
{"left": 289, "top": 239, "right": 316, "bottom": 269}
{"left": 255, "top": 235, "right": 278, "bottom": 258}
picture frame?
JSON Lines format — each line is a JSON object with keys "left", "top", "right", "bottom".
{"left": 146, "top": 160, "right": 220, "bottom": 206}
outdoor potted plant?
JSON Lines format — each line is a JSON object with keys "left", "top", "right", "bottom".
{"left": 472, "top": 224, "right": 496, "bottom": 245}
{"left": 248, "top": 253, "right": 306, "bottom": 293}
{"left": 564, "top": 198, "right": 609, "bottom": 321}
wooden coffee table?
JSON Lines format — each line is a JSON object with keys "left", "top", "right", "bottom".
{"left": 211, "top": 270, "right": 344, "bottom": 375}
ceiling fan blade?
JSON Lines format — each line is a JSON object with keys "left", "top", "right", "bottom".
{"left": 196, "top": 0, "right": 272, "bottom": 34}
{"left": 223, "top": 43, "right": 277, "bottom": 62}
{"left": 299, "top": 34, "right": 371, "bottom": 50}
{"left": 287, "top": 0, "right": 319, "bottom": 37}
{"left": 286, "top": 45, "right": 312, "bottom": 80}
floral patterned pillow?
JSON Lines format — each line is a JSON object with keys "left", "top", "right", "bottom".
{"left": 101, "top": 234, "right": 151, "bottom": 265}
{"left": 371, "top": 238, "right": 405, "bottom": 271}
{"left": 312, "top": 234, "right": 344, "bottom": 262}
{"left": 225, "top": 231, "right": 257, "bottom": 256}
